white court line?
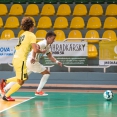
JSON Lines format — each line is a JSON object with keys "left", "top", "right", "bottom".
{"left": 0, "top": 96, "right": 36, "bottom": 113}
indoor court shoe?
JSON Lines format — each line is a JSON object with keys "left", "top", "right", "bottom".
{"left": 2, "top": 96, "right": 15, "bottom": 101}
{"left": 35, "top": 91, "right": 48, "bottom": 96}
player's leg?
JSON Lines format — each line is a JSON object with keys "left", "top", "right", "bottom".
{"left": 0, "top": 77, "right": 17, "bottom": 93}
{"left": 26, "top": 59, "right": 50, "bottom": 96}
{"left": 0, "top": 82, "right": 16, "bottom": 97}
{"left": 35, "top": 70, "right": 50, "bottom": 96}
{"left": 2, "top": 70, "right": 32, "bottom": 96}
{"left": 4, "top": 82, "right": 16, "bottom": 92}
{"left": 2, "top": 59, "right": 28, "bottom": 101}
{"left": 0, "top": 77, "right": 18, "bottom": 98}
{"left": 5, "top": 77, "right": 18, "bottom": 83}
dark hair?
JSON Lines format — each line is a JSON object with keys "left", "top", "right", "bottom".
{"left": 46, "top": 31, "right": 56, "bottom": 39}
{"left": 21, "top": 17, "right": 34, "bottom": 31}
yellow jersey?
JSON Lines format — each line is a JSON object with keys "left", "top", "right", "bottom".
{"left": 14, "top": 31, "right": 36, "bottom": 61}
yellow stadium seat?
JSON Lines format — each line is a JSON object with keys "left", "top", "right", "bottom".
{"left": 88, "top": 44, "right": 98, "bottom": 58}
{"left": 37, "top": 17, "right": 52, "bottom": 29}
{"left": 0, "top": 4, "right": 8, "bottom": 15}
{"left": 53, "top": 17, "right": 68, "bottom": 29}
{"left": 73, "top": 4, "right": 87, "bottom": 16}
{"left": 56, "top": 4, "right": 71, "bottom": 16}
{"left": 18, "top": 30, "right": 24, "bottom": 37}
{"left": 103, "top": 17, "right": 117, "bottom": 29}
{"left": 9, "top": 4, "right": 23, "bottom": 16}
{"left": 87, "top": 17, "right": 101, "bottom": 29}
{"left": 67, "top": 30, "right": 82, "bottom": 42}
{"left": 70, "top": 17, "right": 85, "bottom": 29}
{"left": 68, "top": 30, "right": 82, "bottom": 38}
{"left": 85, "top": 30, "right": 99, "bottom": 43}
{"left": 54, "top": 30, "right": 66, "bottom": 41}
{"left": 35, "top": 30, "right": 47, "bottom": 42}
{"left": 25, "top": 4, "right": 39, "bottom": 16}
{"left": 89, "top": 4, "right": 103, "bottom": 16}
{"left": 41, "top": 4, "right": 55, "bottom": 16}
{"left": 0, "top": 17, "right": 3, "bottom": 28}
{"left": 106, "top": 4, "right": 117, "bottom": 16}
{"left": 1, "top": 30, "right": 15, "bottom": 40}
{"left": 35, "top": 30, "right": 47, "bottom": 38}
{"left": 102, "top": 30, "right": 117, "bottom": 41}
{"left": 4, "top": 16, "right": 19, "bottom": 28}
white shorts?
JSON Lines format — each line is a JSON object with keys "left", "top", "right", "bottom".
{"left": 26, "top": 58, "right": 46, "bottom": 74}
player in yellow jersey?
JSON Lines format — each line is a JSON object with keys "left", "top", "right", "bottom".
{"left": 0, "top": 17, "right": 45, "bottom": 101}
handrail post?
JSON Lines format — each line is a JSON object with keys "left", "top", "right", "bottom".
{"left": 68, "top": 67, "right": 70, "bottom": 72}
{"left": 104, "top": 68, "right": 106, "bottom": 73}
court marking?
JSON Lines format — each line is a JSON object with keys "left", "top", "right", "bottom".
{"left": 0, "top": 96, "right": 36, "bottom": 113}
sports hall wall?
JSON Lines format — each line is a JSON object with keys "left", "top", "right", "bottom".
{"left": 0, "top": 0, "right": 117, "bottom": 86}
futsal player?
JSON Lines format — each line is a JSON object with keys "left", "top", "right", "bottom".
{"left": 1, "top": 31, "right": 62, "bottom": 98}
{"left": 0, "top": 17, "right": 45, "bottom": 101}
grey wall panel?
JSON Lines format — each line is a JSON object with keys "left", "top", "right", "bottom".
{"left": 0, "top": 72, "right": 117, "bottom": 85}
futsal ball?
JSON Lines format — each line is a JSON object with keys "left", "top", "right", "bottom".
{"left": 103, "top": 90, "right": 113, "bottom": 101}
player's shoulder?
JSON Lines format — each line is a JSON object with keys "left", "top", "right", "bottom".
{"left": 24, "top": 31, "right": 36, "bottom": 38}
{"left": 37, "top": 39, "right": 46, "bottom": 45}
{"left": 29, "top": 32, "right": 36, "bottom": 38}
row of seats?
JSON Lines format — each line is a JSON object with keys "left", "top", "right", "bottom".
{"left": 1, "top": 16, "right": 117, "bottom": 29}
{"left": 0, "top": 0, "right": 117, "bottom": 4}
{"left": 1, "top": 4, "right": 117, "bottom": 16}
{"left": 0, "top": 29, "right": 116, "bottom": 42}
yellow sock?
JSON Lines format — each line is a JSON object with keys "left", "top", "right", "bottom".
{"left": 6, "top": 77, "right": 17, "bottom": 83}
{"left": 5, "top": 83, "right": 21, "bottom": 97}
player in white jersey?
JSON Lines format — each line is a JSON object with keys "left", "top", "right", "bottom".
{"left": 1, "top": 31, "right": 62, "bottom": 96}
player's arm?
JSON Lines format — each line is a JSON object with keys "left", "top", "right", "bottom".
{"left": 32, "top": 44, "right": 46, "bottom": 53}
{"left": 47, "top": 52, "right": 62, "bottom": 67}
{"left": 30, "top": 43, "right": 38, "bottom": 64}
{"left": 31, "top": 44, "right": 46, "bottom": 64}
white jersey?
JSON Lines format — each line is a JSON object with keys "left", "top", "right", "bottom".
{"left": 28, "top": 39, "right": 51, "bottom": 61}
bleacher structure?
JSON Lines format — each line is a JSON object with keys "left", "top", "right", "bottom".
{"left": 0, "top": 0, "right": 117, "bottom": 72}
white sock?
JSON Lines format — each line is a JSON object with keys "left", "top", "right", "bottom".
{"left": 37, "top": 74, "right": 50, "bottom": 92}
{"left": 4, "top": 82, "right": 16, "bottom": 92}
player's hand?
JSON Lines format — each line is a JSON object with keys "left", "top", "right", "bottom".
{"left": 57, "top": 61, "right": 62, "bottom": 67}
{"left": 30, "top": 58, "right": 36, "bottom": 64}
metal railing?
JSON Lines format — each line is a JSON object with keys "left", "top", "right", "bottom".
{"left": 64, "top": 38, "right": 111, "bottom": 42}
{"left": 64, "top": 65, "right": 110, "bottom": 73}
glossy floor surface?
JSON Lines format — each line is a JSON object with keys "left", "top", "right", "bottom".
{"left": 0, "top": 92, "right": 117, "bottom": 117}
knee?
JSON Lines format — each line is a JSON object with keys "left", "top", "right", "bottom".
{"left": 41, "top": 70, "right": 50, "bottom": 75}
{"left": 46, "top": 70, "right": 50, "bottom": 74}
{"left": 47, "top": 71, "right": 50, "bottom": 74}
{"left": 17, "top": 79, "right": 24, "bottom": 85}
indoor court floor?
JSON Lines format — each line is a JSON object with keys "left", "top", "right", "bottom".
{"left": 0, "top": 90, "right": 117, "bottom": 117}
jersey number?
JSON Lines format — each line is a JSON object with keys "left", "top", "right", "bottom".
{"left": 17, "top": 35, "right": 25, "bottom": 46}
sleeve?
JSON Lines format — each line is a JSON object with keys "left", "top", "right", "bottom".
{"left": 30, "top": 34, "right": 36, "bottom": 44}
{"left": 37, "top": 41, "right": 46, "bottom": 49}
{"left": 46, "top": 46, "right": 51, "bottom": 55}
